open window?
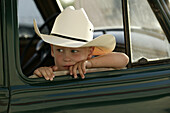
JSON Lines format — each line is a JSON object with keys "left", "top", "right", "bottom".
{"left": 19, "top": 0, "right": 126, "bottom": 78}
{"left": 18, "top": 0, "right": 170, "bottom": 80}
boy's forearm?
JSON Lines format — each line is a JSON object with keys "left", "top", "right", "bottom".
{"left": 88, "top": 52, "right": 129, "bottom": 68}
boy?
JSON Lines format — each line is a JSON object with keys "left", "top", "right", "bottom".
{"left": 33, "top": 6, "right": 129, "bottom": 81}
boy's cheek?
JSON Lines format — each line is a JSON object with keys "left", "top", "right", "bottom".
{"left": 73, "top": 55, "right": 89, "bottom": 62}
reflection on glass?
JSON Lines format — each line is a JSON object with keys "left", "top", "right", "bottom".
{"left": 60, "top": 0, "right": 123, "bottom": 29}
{"left": 129, "top": 0, "right": 170, "bottom": 62}
{"left": 18, "top": 0, "right": 44, "bottom": 38}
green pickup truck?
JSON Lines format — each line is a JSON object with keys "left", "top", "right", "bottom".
{"left": 0, "top": 0, "right": 170, "bottom": 113}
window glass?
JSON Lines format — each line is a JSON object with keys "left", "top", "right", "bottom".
{"left": 18, "top": 0, "right": 44, "bottom": 38}
{"left": 60, "top": 0, "right": 123, "bottom": 29}
{"left": 129, "top": 0, "right": 170, "bottom": 62}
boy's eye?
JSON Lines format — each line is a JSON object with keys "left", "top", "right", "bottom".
{"left": 71, "top": 50, "right": 79, "bottom": 53}
{"left": 57, "top": 49, "right": 63, "bottom": 52}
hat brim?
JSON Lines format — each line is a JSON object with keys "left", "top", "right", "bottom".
{"left": 34, "top": 19, "right": 116, "bottom": 55}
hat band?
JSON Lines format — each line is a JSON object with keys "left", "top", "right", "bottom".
{"left": 50, "top": 33, "right": 88, "bottom": 42}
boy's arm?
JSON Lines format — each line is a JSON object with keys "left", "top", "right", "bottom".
{"left": 70, "top": 52, "right": 129, "bottom": 79}
{"left": 88, "top": 52, "right": 129, "bottom": 69}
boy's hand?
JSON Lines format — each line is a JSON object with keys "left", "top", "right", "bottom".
{"left": 69, "top": 60, "right": 92, "bottom": 79}
{"left": 33, "top": 66, "right": 58, "bottom": 81}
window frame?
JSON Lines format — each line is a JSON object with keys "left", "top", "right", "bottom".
{"left": 15, "top": 0, "right": 170, "bottom": 84}
{"left": 0, "top": 0, "right": 4, "bottom": 86}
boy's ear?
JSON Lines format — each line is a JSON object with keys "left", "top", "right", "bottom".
{"left": 87, "top": 47, "right": 94, "bottom": 60}
{"left": 50, "top": 44, "right": 54, "bottom": 57}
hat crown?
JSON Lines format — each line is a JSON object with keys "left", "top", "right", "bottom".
{"left": 51, "top": 6, "right": 94, "bottom": 42}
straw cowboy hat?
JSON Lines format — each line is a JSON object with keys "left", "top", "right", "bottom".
{"left": 33, "top": 6, "right": 116, "bottom": 55}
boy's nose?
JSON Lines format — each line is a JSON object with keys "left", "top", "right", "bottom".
{"left": 63, "top": 52, "right": 71, "bottom": 62}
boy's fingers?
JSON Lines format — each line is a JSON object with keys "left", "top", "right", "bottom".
{"left": 69, "top": 66, "right": 73, "bottom": 75}
{"left": 40, "top": 69, "right": 50, "bottom": 80}
{"left": 72, "top": 64, "right": 78, "bottom": 79}
{"left": 45, "top": 68, "right": 54, "bottom": 81}
{"left": 78, "top": 64, "right": 85, "bottom": 79}
{"left": 33, "top": 69, "right": 43, "bottom": 77}
{"left": 52, "top": 66, "right": 58, "bottom": 71}
{"left": 49, "top": 68, "right": 55, "bottom": 78}
{"left": 33, "top": 67, "right": 55, "bottom": 81}
{"left": 82, "top": 61, "right": 87, "bottom": 74}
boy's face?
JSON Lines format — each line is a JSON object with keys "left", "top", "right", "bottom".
{"left": 51, "top": 45, "right": 94, "bottom": 70}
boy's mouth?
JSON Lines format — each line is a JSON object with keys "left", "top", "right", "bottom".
{"left": 63, "top": 65, "right": 73, "bottom": 69}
